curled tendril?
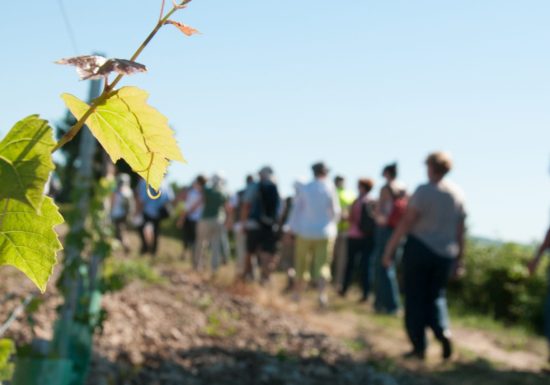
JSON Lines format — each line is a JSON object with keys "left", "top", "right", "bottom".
{"left": 143, "top": 152, "right": 162, "bottom": 200}
{"left": 146, "top": 184, "right": 162, "bottom": 200}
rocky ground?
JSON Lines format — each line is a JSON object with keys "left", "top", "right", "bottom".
{"left": 0, "top": 262, "right": 398, "bottom": 385}
{"left": 86, "top": 267, "right": 400, "bottom": 385}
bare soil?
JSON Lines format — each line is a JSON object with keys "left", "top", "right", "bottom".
{"left": 1, "top": 234, "right": 549, "bottom": 385}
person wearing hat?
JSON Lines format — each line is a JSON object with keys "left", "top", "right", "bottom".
{"left": 382, "top": 152, "right": 466, "bottom": 361}
{"left": 288, "top": 161, "right": 341, "bottom": 307}
{"left": 240, "top": 166, "right": 281, "bottom": 283}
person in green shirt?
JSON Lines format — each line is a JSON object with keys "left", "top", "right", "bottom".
{"left": 332, "top": 175, "right": 356, "bottom": 291}
{"left": 193, "top": 174, "right": 231, "bottom": 275}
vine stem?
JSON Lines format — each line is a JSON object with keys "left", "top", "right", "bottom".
{"left": 0, "top": 294, "right": 35, "bottom": 337}
{"left": 159, "top": 0, "right": 166, "bottom": 21}
{"left": 52, "top": 2, "right": 188, "bottom": 153}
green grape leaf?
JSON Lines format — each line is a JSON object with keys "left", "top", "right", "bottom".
{"left": 0, "top": 339, "right": 14, "bottom": 381}
{"left": 0, "top": 197, "right": 63, "bottom": 292}
{"left": 0, "top": 115, "right": 56, "bottom": 213}
{"left": 61, "top": 86, "right": 185, "bottom": 191}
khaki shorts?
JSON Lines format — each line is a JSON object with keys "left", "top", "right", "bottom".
{"left": 294, "top": 236, "right": 334, "bottom": 282}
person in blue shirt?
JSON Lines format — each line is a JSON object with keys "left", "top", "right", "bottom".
{"left": 136, "top": 179, "right": 174, "bottom": 256}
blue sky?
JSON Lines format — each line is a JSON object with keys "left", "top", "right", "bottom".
{"left": 1, "top": 1, "right": 549, "bottom": 243}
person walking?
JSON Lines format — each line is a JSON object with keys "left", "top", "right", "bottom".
{"left": 177, "top": 175, "right": 206, "bottom": 260}
{"left": 230, "top": 174, "right": 255, "bottom": 278}
{"left": 136, "top": 179, "right": 174, "bottom": 256}
{"left": 240, "top": 166, "right": 281, "bottom": 283}
{"left": 279, "top": 194, "right": 297, "bottom": 293}
{"left": 373, "top": 163, "right": 407, "bottom": 314}
{"left": 528, "top": 226, "right": 550, "bottom": 364}
{"left": 340, "top": 178, "right": 376, "bottom": 302}
{"left": 288, "top": 162, "right": 341, "bottom": 307}
{"left": 332, "top": 176, "right": 356, "bottom": 291}
{"left": 382, "top": 152, "right": 466, "bottom": 360}
{"left": 194, "top": 174, "right": 230, "bottom": 275}
{"left": 110, "top": 173, "right": 135, "bottom": 253}
{"left": 217, "top": 175, "right": 232, "bottom": 266}
{"left": 280, "top": 181, "right": 305, "bottom": 293}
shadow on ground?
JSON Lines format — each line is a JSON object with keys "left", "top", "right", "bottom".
{"left": 89, "top": 347, "right": 549, "bottom": 385}
{"left": 427, "top": 358, "right": 549, "bottom": 385}
{"left": 89, "top": 346, "right": 375, "bottom": 385}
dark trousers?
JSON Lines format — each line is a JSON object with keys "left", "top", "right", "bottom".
{"left": 139, "top": 213, "right": 161, "bottom": 255}
{"left": 374, "top": 226, "right": 401, "bottom": 313}
{"left": 113, "top": 217, "right": 127, "bottom": 242}
{"left": 182, "top": 216, "right": 198, "bottom": 249}
{"left": 342, "top": 236, "right": 375, "bottom": 299}
{"left": 403, "top": 236, "right": 454, "bottom": 353}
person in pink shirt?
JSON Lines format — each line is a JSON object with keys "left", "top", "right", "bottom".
{"left": 339, "top": 178, "right": 376, "bottom": 302}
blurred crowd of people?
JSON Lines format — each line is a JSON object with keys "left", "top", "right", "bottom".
{"left": 105, "top": 151, "right": 550, "bottom": 363}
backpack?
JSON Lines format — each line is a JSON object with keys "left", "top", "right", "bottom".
{"left": 258, "top": 182, "right": 279, "bottom": 228}
{"left": 359, "top": 200, "right": 376, "bottom": 237}
{"left": 158, "top": 202, "right": 172, "bottom": 220}
{"left": 386, "top": 186, "right": 407, "bottom": 228}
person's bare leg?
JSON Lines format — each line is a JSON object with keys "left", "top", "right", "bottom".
{"left": 318, "top": 278, "right": 328, "bottom": 309}
{"left": 119, "top": 222, "right": 130, "bottom": 254}
{"left": 241, "top": 252, "right": 253, "bottom": 282}
{"left": 259, "top": 252, "right": 269, "bottom": 283}
{"left": 259, "top": 252, "right": 279, "bottom": 283}
{"left": 292, "top": 279, "right": 303, "bottom": 302}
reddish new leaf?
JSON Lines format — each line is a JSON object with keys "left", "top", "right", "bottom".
{"left": 165, "top": 20, "right": 200, "bottom": 36}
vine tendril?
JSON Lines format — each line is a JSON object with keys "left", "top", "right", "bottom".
{"left": 145, "top": 153, "right": 162, "bottom": 200}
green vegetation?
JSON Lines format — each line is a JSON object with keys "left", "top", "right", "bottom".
{"left": 101, "top": 258, "right": 163, "bottom": 292}
{"left": 448, "top": 240, "right": 548, "bottom": 334}
{"left": 203, "top": 310, "right": 238, "bottom": 338}
{"left": 343, "top": 337, "right": 369, "bottom": 353}
{"left": 0, "top": 116, "right": 63, "bottom": 292}
{"left": 0, "top": 339, "right": 15, "bottom": 381}
{"left": 61, "top": 86, "right": 184, "bottom": 191}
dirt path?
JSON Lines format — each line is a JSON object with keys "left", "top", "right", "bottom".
{"left": 212, "top": 263, "right": 549, "bottom": 384}
{"left": 450, "top": 328, "right": 543, "bottom": 371}
{"left": 86, "top": 267, "right": 380, "bottom": 385}
{"left": 286, "top": 295, "right": 544, "bottom": 371}
{"left": 134, "top": 234, "right": 549, "bottom": 384}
